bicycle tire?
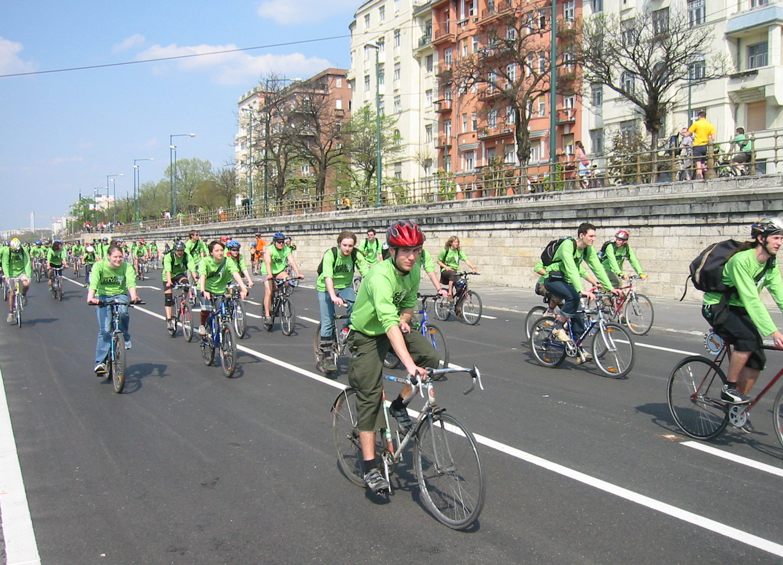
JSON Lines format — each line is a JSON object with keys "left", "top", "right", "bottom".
{"left": 112, "top": 334, "right": 126, "bottom": 393}
{"left": 529, "top": 316, "right": 566, "bottom": 368}
{"left": 667, "top": 356, "right": 729, "bottom": 440}
{"left": 414, "top": 412, "right": 485, "bottom": 530}
{"left": 459, "top": 291, "right": 482, "bottom": 325}
{"left": 168, "top": 298, "right": 179, "bottom": 337}
{"left": 182, "top": 301, "right": 193, "bottom": 342}
{"left": 201, "top": 338, "right": 215, "bottom": 366}
{"left": 591, "top": 322, "right": 635, "bottom": 378}
{"left": 281, "top": 299, "right": 295, "bottom": 336}
{"left": 434, "top": 296, "right": 451, "bottom": 321}
{"left": 332, "top": 388, "right": 365, "bottom": 487}
{"left": 425, "top": 324, "right": 449, "bottom": 368}
{"left": 524, "top": 306, "right": 548, "bottom": 343}
{"left": 15, "top": 294, "right": 22, "bottom": 328}
{"left": 220, "top": 326, "right": 236, "bottom": 378}
{"left": 233, "top": 300, "right": 246, "bottom": 339}
{"left": 352, "top": 276, "right": 362, "bottom": 293}
{"left": 773, "top": 385, "right": 783, "bottom": 449}
{"left": 623, "top": 293, "right": 654, "bottom": 336}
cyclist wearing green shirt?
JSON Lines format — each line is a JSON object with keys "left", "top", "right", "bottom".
{"left": 47, "top": 240, "right": 66, "bottom": 289}
{"left": 347, "top": 220, "right": 441, "bottom": 494}
{"left": 702, "top": 218, "right": 783, "bottom": 406}
{"left": 226, "top": 240, "right": 254, "bottom": 289}
{"left": 162, "top": 241, "right": 196, "bottom": 330}
{"left": 316, "top": 231, "right": 368, "bottom": 373}
{"left": 600, "top": 229, "right": 648, "bottom": 287}
{"left": 84, "top": 244, "right": 97, "bottom": 282}
{"left": 2, "top": 238, "right": 32, "bottom": 323}
{"left": 197, "top": 240, "right": 247, "bottom": 336}
{"left": 544, "top": 223, "right": 620, "bottom": 361}
{"left": 262, "top": 232, "right": 302, "bottom": 330}
{"left": 87, "top": 244, "right": 140, "bottom": 375}
{"left": 437, "top": 236, "right": 479, "bottom": 300}
{"left": 359, "top": 229, "right": 382, "bottom": 265}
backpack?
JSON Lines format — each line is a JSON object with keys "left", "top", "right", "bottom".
{"left": 540, "top": 237, "right": 574, "bottom": 266}
{"left": 317, "top": 247, "right": 358, "bottom": 276}
{"left": 598, "top": 240, "right": 613, "bottom": 261}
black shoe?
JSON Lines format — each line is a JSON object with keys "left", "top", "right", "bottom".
{"left": 389, "top": 403, "right": 412, "bottom": 434}
{"left": 721, "top": 385, "right": 750, "bottom": 404}
{"left": 264, "top": 316, "right": 273, "bottom": 331}
{"left": 363, "top": 468, "right": 389, "bottom": 493}
{"left": 319, "top": 347, "right": 337, "bottom": 373}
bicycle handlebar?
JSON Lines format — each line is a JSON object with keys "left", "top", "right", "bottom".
{"left": 90, "top": 299, "right": 146, "bottom": 307}
{"left": 385, "top": 365, "right": 484, "bottom": 396}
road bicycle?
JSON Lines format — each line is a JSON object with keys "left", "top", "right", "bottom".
{"left": 136, "top": 257, "right": 149, "bottom": 281}
{"left": 434, "top": 272, "right": 482, "bottom": 325}
{"left": 33, "top": 258, "right": 45, "bottom": 283}
{"left": 668, "top": 330, "right": 783, "bottom": 445}
{"left": 84, "top": 262, "right": 94, "bottom": 285}
{"left": 50, "top": 267, "right": 63, "bottom": 301}
{"left": 72, "top": 256, "right": 83, "bottom": 279}
{"left": 600, "top": 275, "right": 654, "bottom": 336}
{"left": 313, "top": 302, "right": 353, "bottom": 375}
{"left": 168, "top": 283, "right": 194, "bottom": 341}
{"left": 331, "top": 365, "right": 485, "bottom": 529}
{"left": 529, "top": 291, "right": 635, "bottom": 378}
{"left": 225, "top": 282, "right": 247, "bottom": 339}
{"left": 8, "top": 277, "right": 24, "bottom": 328}
{"left": 0, "top": 273, "right": 7, "bottom": 302}
{"left": 267, "top": 277, "right": 301, "bottom": 336}
{"left": 91, "top": 298, "right": 145, "bottom": 393}
{"left": 384, "top": 294, "right": 449, "bottom": 370}
{"left": 200, "top": 295, "right": 237, "bottom": 378}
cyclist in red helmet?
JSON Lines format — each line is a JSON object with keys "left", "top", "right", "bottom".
{"left": 599, "top": 229, "right": 648, "bottom": 287}
{"left": 347, "top": 220, "right": 441, "bottom": 494}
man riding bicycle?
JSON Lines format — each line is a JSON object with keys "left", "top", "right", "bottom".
{"left": 702, "top": 218, "right": 783, "bottom": 407}
{"left": 47, "top": 240, "right": 66, "bottom": 290}
{"left": 163, "top": 241, "right": 196, "bottom": 331}
{"left": 347, "top": 220, "right": 441, "bottom": 493}
{"left": 261, "top": 232, "right": 302, "bottom": 330}
{"left": 1, "top": 238, "right": 31, "bottom": 323}
{"left": 599, "top": 229, "right": 648, "bottom": 287}
{"left": 359, "top": 228, "right": 383, "bottom": 266}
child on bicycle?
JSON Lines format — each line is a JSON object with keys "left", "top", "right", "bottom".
{"left": 198, "top": 240, "right": 248, "bottom": 337}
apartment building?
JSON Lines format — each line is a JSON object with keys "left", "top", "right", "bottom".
{"left": 348, "top": 0, "right": 438, "bottom": 184}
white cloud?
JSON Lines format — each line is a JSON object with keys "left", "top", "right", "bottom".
{"left": 113, "top": 34, "right": 146, "bottom": 53}
{"left": 136, "top": 43, "right": 331, "bottom": 85}
{"left": 0, "top": 37, "right": 35, "bottom": 75}
{"left": 256, "top": 0, "right": 356, "bottom": 25}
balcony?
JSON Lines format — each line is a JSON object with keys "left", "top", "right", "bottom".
{"left": 435, "top": 63, "right": 453, "bottom": 81}
{"left": 726, "top": 3, "right": 783, "bottom": 35}
{"left": 727, "top": 66, "right": 783, "bottom": 103}
{"left": 435, "top": 99, "right": 453, "bottom": 112}
{"left": 479, "top": 86, "right": 503, "bottom": 101}
{"left": 433, "top": 26, "right": 456, "bottom": 45}
{"left": 557, "top": 108, "right": 576, "bottom": 124}
{"left": 436, "top": 134, "right": 452, "bottom": 148}
{"left": 478, "top": 126, "right": 514, "bottom": 140}
{"left": 479, "top": 0, "right": 512, "bottom": 25}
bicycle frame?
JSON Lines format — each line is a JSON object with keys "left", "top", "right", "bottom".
{"left": 204, "top": 297, "right": 230, "bottom": 347}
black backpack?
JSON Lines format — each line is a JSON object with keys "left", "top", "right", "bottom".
{"left": 598, "top": 240, "right": 613, "bottom": 261}
{"left": 540, "top": 237, "right": 574, "bottom": 266}
{"left": 317, "top": 247, "right": 358, "bottom": 275}
{"left": 681, "top": 239, "right": 774, "bottom": 299}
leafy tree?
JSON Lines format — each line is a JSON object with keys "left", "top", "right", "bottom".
{"left": 165, "top": 158, "right": 213, "bottom": 213}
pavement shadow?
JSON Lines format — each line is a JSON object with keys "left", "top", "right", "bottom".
{"left": 117, "top": 362, "right": 168, "bottom": 394}
{"left": 23, "top": 317, "right": 58, "bottom": 326}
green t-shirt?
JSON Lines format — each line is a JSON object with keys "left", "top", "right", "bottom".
{"left": 546, "top": 238, "right": 614, "bottom": 293}
{"left": 316, "top": 248, "right": 368, "bottom": 292}
{"left": 733, "top": 133, "right": 753, "bottom": 153}
{"left": 349, "top": 257, "right": 421, "bottom": 336}
{"left": 261, "top": 245, "right": 291, "bottom": 276}
{"left": 228, "top": 253, "right": 248, "bottom": 274}
{"left": 30, "top": 246, "right": 45, "bottom": 259}
{"left": 703, "top": 248, "right": 783, "bottom": 337}
{"left": 89, "top": 260, "right": 137, "bottom": 296}
{"left": 83, "top": 251, "right": 97, "bottom": 265}
{"left": 185, "top": 239, "right": 208, "bottom": 259}
{"left": 437, "top": 247, "right": 467, "bottom": 271}
{"left": 1, "top": 248, "right": 31, "bottom": 278}
{"left": 133, "top": 244, "right": 148, "bottom": 257}
{"left": 47, "top": 248, "right": 65, "bottom": 267}
{"left": 360, "top": 239, "right": 382, "bottom": 264}
{"left": 162, "top": 251, "right": 195, "bottom": 281}
{"left": 600, "top": 242, "right": 645, "bottom": 277}
{"left": 419, "top": 249, "right": 436, "bottom": 274}
{"left": 72, "top": 245, "right": 85, "bottom": 257}
{"left": 199, "top": 256, "right": 239, "bottom": 294}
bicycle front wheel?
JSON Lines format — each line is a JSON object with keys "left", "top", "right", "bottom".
{"left": 458, "top": 291, "right": 482, "bottom": 325}
{"left": 591, "top": 323, "right": 635, "bottom": 378}
{"left": 281, "top": 299, "right": 295, "bottom": 336}
{"left": 112, "top": 334, "right": 126, "bottom": 393}
{"left": 168, "top": 299, "right": 179, "bottom": 337}
{"left": 524, "top": 306, "right": 548, "bottom": 343}
{"left": 425, "top": 324, "right": 449, "bottom": 368}
{"left": 233, "top": 301, "right": 246, "bottom": 338}
{"left": 624, "top": 293, "right": 654, "bottom": 336}
{"left": 434, "top": 296, "right": 451, "bottom": 321}
{"left": 667, "top": 356, "right": 729, "bottom": 439}
{"left": 182, "top": 301, "right": 193, "bottom": 342}
{"left": 201, "top": 339, "right": 215, "bottom": 366}
{"left": 332, "top": 388, "right": 365, "bottom": 487}
{"left": 414, "top": 412, "right": 485, "bottom": 530}
{"left": 530, "top": 316, "right": 566, "bottom": 368}
{"left": 220, "top": 326, "right": 236, "bottom": 378}
{"left": 773, "top": 385, "right": 783, "bottom": 449}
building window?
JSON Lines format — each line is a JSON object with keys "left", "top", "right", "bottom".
{"left": 472, "top": 37, "right": 479, "bottom": 52}
{"left": 462, "top": 40, "right": 468, "bottom": 57}
{"left": 506, "top": 26, "right": 517, "bottom": 40}
{"left": 538, "top": 10, "right": 547, "bottom": 29}
{"left": 379, "top": 5, "right": 385, "bottom": 22}
{"left": 425, "top": 124, "right": 433, "bottom": 142}
{"left": 591, "top": 0, "right": 603, "bottom": 12}
{"left": 591, "top": 84, "right": 602, "bottom": 107}
{"left": 336, "top": 99, "right": 343, "bottom": 110}
{"left": 394, "top": 0, "right": 400, "bottom": 11}
{"left": 507, "top": 63, "right": 516, "bottom": 82}
{"left": 462, "top": 113, "right": 468, "bottom": 133}
{"left": 488, "top": 109, "right": 498, "bottom": 127}
{"left": 424, "top": 159, "right": 432, "bottom": 176}
{"left": 504, "top": 145, "right": 517, "bottom": 164}
{"left": 425, "top": 89, "right": 433, "bottom": 105}
{"left": 538, "top": 98, "right": 546, "bottom": 116}
{"left": 538, "top": 54, "right": 547, "bottom": 73}
{"left": 590, "top": 129, "right": 604, "bottom": 155}
{"left": 751, "top": 0, "right": 769, "bottom": 7}
{"left": 394, "top": 29, "right": 401, "bottom": 48}
{"left": 378, "top": 38, "right": 385, "bottom": 55}
{"left": 394, "top": 162, "right": 402, "bottom": 179}
{"left": 378, "top": 68, "right": 385, "bottom": 87}
{"left": 444, "top": 48, "right": 453, "bottom": 65}
{"left": 652, "top": 8, "right": 669, "bottom": 35}
{"left": 444, "top": 155, "right": 451, "bottom": 172}
{"left": 444, "top": 119, "right": 452, "bottom": 137}
{"left": 464, "top": 150, "right": 475, "bottom": 171}
{"left": 621, "top": 71, "right": 635, "bottom": 94}
{"left": 471, "top": 112, "right": 478, "bottom": 130}
{"left": 687, "top": 0, "right": 705, "bottom": 26}
{"left": 378, "top": 98, "right": 385, "bottom": 113}
{"left": 425, "top": 54, "right": 434, "bottom": 72}
{"left": 394, "top": 95, "right": 401, "bottom": 113}
{"left": 364, "top": 74, "right": 371, "bottom": 91}
{"left": 564, "top": 0, "right": 575, "bottom": 21}
{"left": 393, "top": 62, "right": 401, "bottom": 81}
{"left": 622, "top": 21, "right": 635, "bottom": 46}
{"left": 689, "top": 107, "right": 706, "bottom": 123}
{"left": 530, "top": 141, "right": 542, "bottom": 163}
{"left": 688, "top": 55, "right": 706, "bottom": 80}
{"left": 364, "top": 14, "right": 370, "bottom": 28}
{"left": 748, "top": 42, "right": 768, "bottom": 69}
{"left": 336, "top": 78, "right": 342, "bottom": 88}
{"left": 619, "top": 120, "right": 637, "bottom": 140}
{"left": 563, "top": 51, "right": 575, "bottom": 71}
{"left": 506, "top": 106, "right": 515, "bottom": 124}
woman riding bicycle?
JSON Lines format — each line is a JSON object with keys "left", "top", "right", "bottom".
{"left": 437, "top": 236, "right": 478, "bottom": 300}
{"left": 87, "top": 244, "right": 140, "bottom": 376}
{"left": 197, "top": 240, "right": 248, "bottom": 337}
{"left": 261, "top": 232, "right": 302, "bottom": 330}
{"left": 226, "top": 240, "right": 254, "bottom": 291}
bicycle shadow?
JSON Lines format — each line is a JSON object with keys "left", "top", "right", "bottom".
{"left": 108, "top": 362, "right": 167, "bottom": 394}
{"left": 23, "top": 318, "right": 58, "bottom": 326}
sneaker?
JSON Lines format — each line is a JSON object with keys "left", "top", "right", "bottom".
{"left": 551, "top": 328, "right": 570, "bottom": 342}
{"left": 721, "top": 385, "right": 750, "bottom": 404}
{"left": 198, "top": 325, "right": 207, "bottom": 337}
{"left": 263, "top": 316, "right": 273, "bottom": 331}
{"left": 6, "top": 313, "right": 13, "bottom": 323}
{"left": 94, "top": 363, "right": 108, "bottom": 376}
{"left": 166, "top": 318, "right": 175, "bottom": 331}
{"left": 575, "top": 348, "right": 593, "bottom": 365}
{"left": 125, "top": 340, "right": 132, "bottom": 350}
{"left": 389, "top": 403, "right": 412, "bottom": 434}
{"left": 363, "top": 468, "right": 389, "bottom": 494}
{"left": 319, "top": 343, "right": 337, "bottom": 373}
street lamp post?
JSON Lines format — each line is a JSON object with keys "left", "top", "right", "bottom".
{"left": 366, "top": 43, "right": 383, "bottom": 207}
{"left": 242, "top": 108, "right": 254, "bottom": 216}
{"left": 169, "top": 133, "right": 196, "bottom": 216}
{"left": 133, "top": 158, "right": 154, "bottom": 223}
{"left": 106, "top": 173, "right": 123, "bottom": 227}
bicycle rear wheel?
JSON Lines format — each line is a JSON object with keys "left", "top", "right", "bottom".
{"left": 591, "top": 323, "right": 635, "bottom": 378}
{"left": 524, "top": 306, "right": 547, "bottom": 343}
{"left": 15, "top": 294, "right": 22, "bottom": 328}
{"left": 459, "top": 291, "right": 482, "bottom": 325}
{"left": 233, "top": 301, "right": 246, "bottom": 339}
{"left": 182, "top": 301, "right": 193, "bottom": 342}
{"left": 667, "top": 356, "right": 729, "bottom": 439}
{"left": 530, "top": 316, "right": 567, "bottom": 368}
{"left": 434, "top": 296, "right": 451, "bottom": 321}
{"left": 332, "top": 388, "right": 365, "bottom": 487}
{"left": 220, "top": 326, "right": 236, "bottom": 378}
{"left": 773, "top": 385, "right": 783, "bottom": 449}
{"left": 415, "top": 412, "right": 485, "bottom": 530}
{"left": 281, "top": 299, "right": 295, "bottom": 336}
{"left": 624, "top": 293, "right": 654, "bottom": 336}
{"left": 112, "top": 334, "right": 126, "bottom": 393}
{"left": 201, "top": 339, "right": 215, "bottom": 366}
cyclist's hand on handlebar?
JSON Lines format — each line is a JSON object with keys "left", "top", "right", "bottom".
{"left": 203, "top": 291, "right": 211, "bottom": 301}
{"left": 239, "top": 288, "right": 248, "bottom": 299}
{"left": 437, "top": 288, "right": 449, "bottom": 297}
{"left": 332, "top": 295, "right": 346, "bottom": 307}
{"left": 640, "top": 273, "right": 648, "bottom": 280}
{"left": 772, "top": 331, "right": 783, "bottom": 350}
{"left": 611, "top": 288, "right": 623, "bottom": 296}
{"left": 583, "top": 290, "right": 596, "bottom": 301}
{"left": 621, "top": 273, "right": 630, "bottom": 280}
{"left": 87, "top": 297, "right": 100, "bottom": 305}
{"left": 406, "top": 364, "right": 429, "bottom": 382}
{"left": 399, "top": 320, "right": 412, "bottom": 334}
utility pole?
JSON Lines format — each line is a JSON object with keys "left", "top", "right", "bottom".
{"left": 549, "top": 0, "right": 558, "bottom": 189}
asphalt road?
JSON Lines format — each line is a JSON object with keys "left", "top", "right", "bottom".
{"left": 1, "top": 272, "right": 782, "bottom": 564}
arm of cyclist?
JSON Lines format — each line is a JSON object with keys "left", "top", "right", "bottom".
{"left": 230, "top": 271, "right": 248, "bottom": 299}
{"left": 584, "top": 246, "right": 620, "bottom": 296}
{"left": 625, "top": 245, "right": 647, "bottom": 279}
{"left": 602, "top": 244, "right": 625, "bottom": 280}
{"left": 729, "top": 254, "right": 783, "bottom": 346}
{"left": 286, "top": 255, "right": 303, "bottom": 279}
{"left": 387, "top": 323, "right": 428, "bottom": 380}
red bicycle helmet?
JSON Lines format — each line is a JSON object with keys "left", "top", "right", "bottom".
{"left": 615, "top": 229, "right": 630, "bottom": 241}
{"left": 386, "top": 220, "right": 425, "bottom": 248}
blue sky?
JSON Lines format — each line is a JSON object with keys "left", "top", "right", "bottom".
{"left": 0, "top": 0, "right": 358, "bottom": 231}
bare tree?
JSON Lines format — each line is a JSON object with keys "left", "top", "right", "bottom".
{"left": 579, "top": 7, "right": 725, "bottom": 150}
{"left": 213, "top": 162, "right": 239, "bottom": 208}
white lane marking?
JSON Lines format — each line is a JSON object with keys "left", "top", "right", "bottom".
{"left": 135, "top": 285, "right": 161, "bottom": 291}
{"left": 615, "top": 339, "right": 697, "bottom": 356}
{"left": 298, "top": 316, "right": 319, "bottom": 324}
{"left": 681, "top": 441, "right": 783, "bottom": 478}
{"left": 246, "top": 300, "right": 262, "bottom": 306}
{"left": 62, "top": 277, "right": 783, "bottom": 556}
{"left": 0, "top": 364, "right": 42, "bottom": 565}
{"left": 62, "top": 276, "right": 85, "bottom": 288}
{"left": 481, "top": 314, "right": 497, "bottom": 320}
{"left": 246, "top": 313, "right": 263, "bottom": 319}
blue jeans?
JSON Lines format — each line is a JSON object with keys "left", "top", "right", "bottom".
{"left": 318, "top": 287, "right": 355, "bottom": 339}
{"left": 543, "top": 278, "right": 585, "bottom": 337}
{"left": 95, "top": 294, "right": 130, "bottom": 364}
